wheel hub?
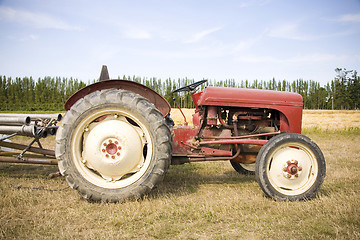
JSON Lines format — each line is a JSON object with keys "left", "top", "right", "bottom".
{"left": 283, "top": 160, "right": 303, "bottom": 179}
{"left": 82, "top": 119, "right": 144, "bottom": 181}
{"left": 101, "top": 138, "right": 122, "bottom": 159}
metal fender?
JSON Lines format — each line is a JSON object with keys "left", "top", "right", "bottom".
{"left": 64, "top": 79, "right": 171, "bottom": 117}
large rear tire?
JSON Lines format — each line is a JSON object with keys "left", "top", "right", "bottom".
{"left": 56, "top": 89, "right": 172, "bottom": 202}
{"left": 255, "top": 133, "right": 325, "bottom": 201}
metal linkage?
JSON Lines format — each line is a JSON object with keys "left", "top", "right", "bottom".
{"left": 0, "top": 113, "right": 62, "bottom": 165}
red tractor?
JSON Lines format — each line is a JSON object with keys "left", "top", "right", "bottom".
{"left": 1, "top": 66, "right": 326, "bottom": 202}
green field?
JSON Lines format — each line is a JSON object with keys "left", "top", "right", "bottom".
{"left": 0, "top": 112, "right": 360, "bottom": 239}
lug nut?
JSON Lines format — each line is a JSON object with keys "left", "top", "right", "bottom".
{"left": 111, "top": 155, "right": 115, "bottom": 159}
{"left": 102, "top": 149, "right": 105, "bottom": 152}
{"left": 295, "top": 174, "right": 299, "bottom": 178}
{"left": 105, "top": 154, "right": 109, "bottom": 158}
{"left": 109, "top": 139, "right": 112, "bottom": 143}
{"left": 103, "top": 143, "right": 107, "bottom": 146}
{"left": 115, "top": 141, "right": 118, "bottom": 144}
{"left": 118, "top": 146, "right": 122, "bottom": 150}
{"left": 294, "top": 160, "right": 298, "bottom": 165}
{"left": 298, "top": 167, "right": 302, "bottom": 171}
{"left": 117, "top": 152, "right": 120, "bottom": 156}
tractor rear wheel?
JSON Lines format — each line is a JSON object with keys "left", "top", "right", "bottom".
{"left": 255, "top": 133, "right": 325, "bottom": 201}
{"left": 56, "top": 89, "right": 172, "bottom": 202}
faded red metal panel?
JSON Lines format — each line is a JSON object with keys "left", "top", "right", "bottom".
{"left": 64, "top": 80, "right": 171, "bottom": 117}
{"left": 196, "top": 87, "right": 303, "bottom": 133}
{"left": 172, "top": 126, "right": 199, "bottom": 155}
{"left": 206, "top": 106, "right": 217, "bottom": 125}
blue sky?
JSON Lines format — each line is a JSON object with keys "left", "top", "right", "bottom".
{"left": 0, "top": 0, "right": 359, "bottom": 86}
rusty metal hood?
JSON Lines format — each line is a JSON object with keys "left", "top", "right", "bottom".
{"left": 196, "top": 87, "right": 303, "bottom": 108}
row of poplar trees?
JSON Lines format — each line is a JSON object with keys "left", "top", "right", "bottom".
{"left": 1, "top": 70, "right": 359, "bottom": 111}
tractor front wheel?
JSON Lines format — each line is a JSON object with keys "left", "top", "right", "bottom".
{"left": 255, "top": 133, "right": 326, "bottom": 201}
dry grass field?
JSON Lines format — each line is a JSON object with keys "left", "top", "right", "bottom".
{"left": 0, "top": 110, "right": 359, "bottom": 239}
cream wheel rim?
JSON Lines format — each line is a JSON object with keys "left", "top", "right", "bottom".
{"left": 71, "top": 108, "right": 153, "bottom": 189}
{"left": 266, "top": 142, "right": 318, "bottom": 196}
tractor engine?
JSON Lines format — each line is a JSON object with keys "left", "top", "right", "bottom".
{"left": 172, "top": 86, "right": 303, "bottom": 165}
{"left": 172, "top": 105, "right": 280, "bottom": 165}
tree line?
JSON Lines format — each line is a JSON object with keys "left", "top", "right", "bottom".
{"left": 1, "top": 71, "right": 359, "bottom": 111}
{"left": 0, "top": 76, "right": 86, "bottom": 111}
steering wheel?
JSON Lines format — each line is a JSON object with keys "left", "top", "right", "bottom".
{"left": 172, "top": 79, "right": 208, "bottom": 93}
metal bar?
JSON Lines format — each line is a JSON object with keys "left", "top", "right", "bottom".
{"left": 0, "top": 125, "right": 37, "bottom": 137}
{"left": 200, "top": 139, "right": 268, "bottom": 146}
{"left": 203, "top": 131, "right": 281, "bottom": 140}
{"left": 0, "top": 141, "right": 55, "bottom": 156}
{"left": 0, "top": 113, "right": 62, "bottom": 121}
{"left": 0, "top": 116, "right": 31, "bottom": 125}
{"left": 0, "top": 156, "right": 57, "bottom": 165}
{"left": 0, "top": 152, "right": 56, "bottom": 159}
{"left": 173, "top": 98, "right": 188, "bottom": 126}
{"left": 0, "top": 133, "right": 17, "bottom": 141}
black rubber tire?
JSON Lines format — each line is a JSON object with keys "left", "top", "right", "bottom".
{"left": 230, "top": 161, "right": 255, "bottom": 175}
{"left": 255, "top": 133, "right": 326, "bottom": 201}
{"left": 55, "top": 89, "right": 172, "bottom": 202}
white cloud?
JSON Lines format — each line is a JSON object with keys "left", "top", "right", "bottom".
{"left": 29, "top": 34, "right": 39, "bottom": 40}
{"left": 337, "top": 13, "right": 360, "bottom": 22}
{"left": 0, "top": 6, "right": 81, "bottom": 30}
{"left": 234, "top": 32, "right": 265, "bottom": 52}
{"left": 268, "top": 23, "right": 314, "bottom": 41}
{"left": 235, "top": 39, "right": 255, "bottom": 52}
{"left": 123, "top": 28, "right": 151, "bottom": 39}
{"left": 185, "top": 27, "right": 222, "bottom": 43}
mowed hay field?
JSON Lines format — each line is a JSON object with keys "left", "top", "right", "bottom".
{"left": 1, "top": 110, "right": 359, "bottom": 239}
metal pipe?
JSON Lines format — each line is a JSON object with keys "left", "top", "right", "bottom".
{"left": 200, "top": 139, "right": 268, "bottom": 146}
{"left": 189, "top": 145, "right": 242, "bottom": 162}
{"left": 0, "top": 125, "right": 37, "bottom": 137}
{"left": 0, "top": 116, "right": 31, "bottom": 125}
{"left": 202, "top": 131, "right": 281, "bottom": 140}
{"left": 0, "top": 141, "right": 55, "bottom": 156}
{"left": 0, "top": 156, "right": 57, "bottom": 165}
{"left": 35, "top": 127, "right": 48, "bottom": 138}
{"left": 0, "top": 113, "right": 62, "bottom": 121}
